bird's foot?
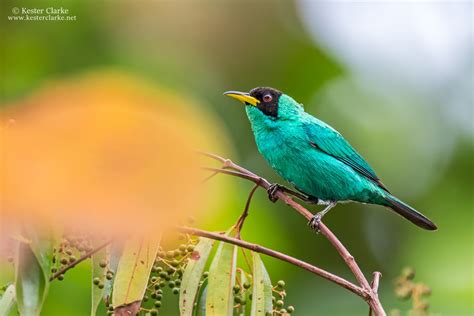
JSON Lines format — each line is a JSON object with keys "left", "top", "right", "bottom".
{"left": 307, "top": 202, "right": 336, "bottom": 233}
{"left": 267, "top": 183, "right": 281, "bottom": 203}
{"left": 307, "top": 213, "right": 322, "bottom": 233}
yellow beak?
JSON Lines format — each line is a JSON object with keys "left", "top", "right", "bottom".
{"left": 224, "top": 91, "right": 259, "bottom": 106}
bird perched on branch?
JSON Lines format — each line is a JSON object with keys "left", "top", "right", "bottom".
{"left": 224, "top": 87, "right": 437, "bottom": 231}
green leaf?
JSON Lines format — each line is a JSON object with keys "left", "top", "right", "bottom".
{"left": 239, "top": 268, "right": 252, "bottom": 316}
{"left": 112, "top": 236, "right": 161, "bottom": 313}
{"left": 179, "top": 237, "right": 214, "bottom": 316}
{"left": 91, "top": 247, "right": 108, "bottom": 316}
{"left": 103, "top": 243, "right": 122, "bottom": 304}
{"left": 15, "top": 241, "right": 49, "bottom": 316}
{"left": 250, "top": 253, "right": 272, "bottom": 316}
{"left": 205, "top": 230, "right": 238, "bottom": 316}
{"left": 0, "top": 284, "right": 16, "bottom": 315}
{"left": 194, "top": 279, "right": 208, "bottom": 316}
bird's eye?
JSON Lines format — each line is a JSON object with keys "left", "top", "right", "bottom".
{"left": 263, "top": 94, "right": 272, "bottom": 102}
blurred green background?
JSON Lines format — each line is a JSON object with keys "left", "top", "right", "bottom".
{"left": 1, "top": 1, "right": 473, "bottom": 315}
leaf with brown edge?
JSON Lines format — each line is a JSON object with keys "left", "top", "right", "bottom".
{"left": 205, "top": 228, "right": 238, "bottom": 316}
{"left": 179, "top": 237, "right": 214, "bottom": 316}
{"left": 112, "top": 236, "right": 161, "bottom": 315}
{"left": 250, "top": 252, "right": 272, "bottom": 316}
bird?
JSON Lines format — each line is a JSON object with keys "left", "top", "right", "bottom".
{"left": 224, "top": 87, "right": 437, "bottom": 231}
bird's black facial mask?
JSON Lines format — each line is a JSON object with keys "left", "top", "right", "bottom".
{"left": 249, "top": 87, "right": 282, "bottom": 118}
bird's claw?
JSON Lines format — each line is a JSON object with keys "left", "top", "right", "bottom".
{"left": 267, "top": 183, "right": 281, "bottom": 203}
{"left": 308, "top": 214, "right": 322, "bottom": 233}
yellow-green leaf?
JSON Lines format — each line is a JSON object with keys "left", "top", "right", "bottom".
{"left": 103, "top": 243, "right": 122, "bottom": 303}
{"left": 91, "top": 247, "right": 108, "bottom": 316}
{"left": 112, "top": 236, "right": 161, "bottom": 313}
{"left": 250, "top": 252, "right": 272, "bottom": 316}
{"left": 194, "top": 278, "right": 208, "bottom": 316}
{"left": 15, "top": 229, "right": 53, "bottom": 316}
{"left": 15, "top": 242, "right": 49, "bottom": 316}
{"left": 179, "top": 237, "right": 214, "bottom": 316}
{"left": 0, "top": 284, "right": 16, "bottom": 315}
{"left": 205, "top": 231, "right": 237, "bottom": 316}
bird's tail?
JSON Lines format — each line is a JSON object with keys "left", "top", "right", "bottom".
{"left": 383, "top": 194, "right": 437, "bottom": 230}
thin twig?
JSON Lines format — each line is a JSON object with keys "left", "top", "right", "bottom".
{"left": 235, "top": 183, "right": 259, "bottom": 238}
{"left": 50, "top": 239, "right": 112, "bottom": 281}
{"left": 201, "top": 152, "right": 386, "bottom": 315}
{"left": 177, "top": 226, "right": 367, "bottom": 298}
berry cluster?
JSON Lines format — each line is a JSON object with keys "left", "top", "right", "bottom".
{"left": 51, "top": 232, "right": 96, "bottom": 280}
{"left": 93, "top": 259, "right": 114, "bottom": 290}
{"left": 393, "top": 267, "right": 432, "bottom": 315}
{"left": 138, "top": 234, "right": 198, "bottom": 315}
{"left": 271, "top": 280, "right": 294, "bottom": 315}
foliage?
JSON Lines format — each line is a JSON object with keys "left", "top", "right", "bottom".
{"left": 3, "top": 226, "right": 294, "bottom": 316}
{"left": 390, "top": 268, "right": 439, "bottom": 316}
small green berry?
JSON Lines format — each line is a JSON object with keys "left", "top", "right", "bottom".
{"left": 172, "top": 287, "right": 180, "bottom": 295}
{"left": 234, "top": 296, "right": 241, "bottom": 304}
{"left": 99, "top": 260, "right": 107, "bottom": 268}
{"left": 151, "top": 292, "right": 157, "bottom": 299}
{"left": 175, "top": 279, "right": 181, "bottom": 286}
{"left": 156, "top": 289, "right": 163, "bottom": 294}
{"left": 171, "top": 259, "right": 179, "bottom": 267}
{"left": 276, "top": 300, "right": 284, "bottom": 307}
{"left": 168, "top": 281, "right": 176, "bottom": 288}
{"left": 166, "top": 251, "right": 174, "bottom": 258}
{"left": 156, "top": 294, "right": 163, "bottom": 300}
{"left": 287, "top": 306, "right": 295, "bottom": 313}
{"left": 93, "top": 277, "right": 100, "bottom": 285}
{"left": 280, "top": 308, "right": 287, "bottom": 313}
{"left": 60, "top": 258, "right": 68, "bottom": 265}
{"left": 233, "top": 285, "right": 240, "bottom": 293}
{"left": 151, "top": 276, "right": 158, "bottom": 282}
{"left": 202, "top": 272, "right": 209, "bottom": 278}
{"left": 143, "top": 295, "right": 149, "bottom": 302}
{"left": 98, "top": 283, "right": 104, "bottom": 289}
{"left": 179, "top": 244, "right": 186, "bottom": 251}
{"left": 154, "top": 301, "right": 162, "bottom": 308}
{"left": 150, "top": 309, "right": 158, "bottom": 316}
{"left": 106, "top": 273, "right": 113, "bottom": 280}
{"left": 58, "top": 274, "right": 64, "bottom": 281}
{"left": 159, "top": 271, "right": 167, "bottom": 278}
{"left": 187, "top": 245, "right": 194, "bottom": 252}
{"left": 243, "top": 282, "right": 250, "bottom": 289}
{"left": 277, "top": 280, "right": 285, "bottom": 288}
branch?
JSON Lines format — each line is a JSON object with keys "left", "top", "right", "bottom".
{"left": 177, "top": 226, "right": 367, "bottom": 298}
{"left": 202, "top": 152, "right": 386, "bottom": 315}
{"left": 235, "top": 183, "right": 259, "bottom": 238}
{"left": 50, "top": 239, "right": 112, "bottom": 281}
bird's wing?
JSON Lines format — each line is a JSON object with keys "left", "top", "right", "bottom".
{"left": 303, "top": 120, "right": 390, "bottom": 192}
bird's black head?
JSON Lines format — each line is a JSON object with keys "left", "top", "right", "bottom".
{"left": 249, "top": 87, "right": 282, "bottom": 118}
{"left": 224, "top": 87, "right": 283, "bottom": 118}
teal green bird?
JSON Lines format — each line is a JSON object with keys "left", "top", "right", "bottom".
{"left": 224, "top": 87, "right": 437, "bottom": 231}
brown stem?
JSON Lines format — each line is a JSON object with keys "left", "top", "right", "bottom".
{"left": 50, "top": 239, "right": 112, "bottom": 281}
{"left": 235, "top": 183, "right": 259, "bottom": 238}
{"left": 177, "top": 226, "right": 367, "bottom": 298}
{"left": 201, "top": 152, "right": 386, "bottom": 315}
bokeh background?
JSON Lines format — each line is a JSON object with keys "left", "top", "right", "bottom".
{"left": 1, "top": 1, "right": 473, "bottom": 315}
